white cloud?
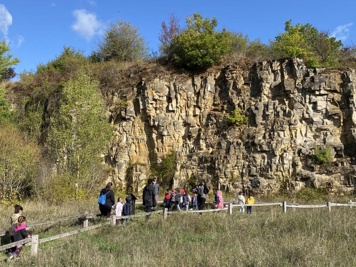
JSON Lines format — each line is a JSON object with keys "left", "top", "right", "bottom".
{"left": 331, "top": 23, "right": 353, "bottom": 41}
{"left": 0, "top": 4, "right": 12, "bottom": 40}
{"left": 72, "top": 9, "right": 103, "bottom": 41}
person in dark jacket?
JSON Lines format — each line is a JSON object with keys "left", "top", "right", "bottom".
{"left": 99, "top": 182, "right": 115, "bottom": 217}
{"left": 142, "top": 179, "right": 155, "bottom": 212}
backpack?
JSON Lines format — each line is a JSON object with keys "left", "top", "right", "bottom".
{"left": 204, "top": 186, "right": 209, "bottom": 194}
{"left": 122, "top": 203, "right": 132, "bottom": 216}
{"left": 98, "top": 192, "right": 108, "bottom": 205}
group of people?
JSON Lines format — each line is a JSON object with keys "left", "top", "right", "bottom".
{"left": 98, "top": 178, "right": 256, "bottom": 223}
{"left": 6, "top": 204, "right": 31, "bottom": 260}
{"left": 97, "top": 182, "right": 134, "bottom": 225}
{"left": 160, "top": 181, "right": 211, "bottom": 211}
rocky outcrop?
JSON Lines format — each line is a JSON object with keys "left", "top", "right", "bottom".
{"left": 106, "top": 58, "right": 356, "bottom": 194}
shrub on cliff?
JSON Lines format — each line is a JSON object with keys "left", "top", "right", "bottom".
{"left": 313, "top": 145, "right": 333, "bottom": 165}
{"left": 226, "top": 108, "right": 247, "bottom": 126}
{"left": 169, "top": 13, "right": 231, "bottom": 71}
{"left": 93, "top": 21, "right": 149, "bottom": 63}
{"left": 271, "top": 20, "right": 343, "bottom": 68}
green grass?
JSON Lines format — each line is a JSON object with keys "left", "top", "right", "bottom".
{"left": 1, "top": 201, "right": 356, "bottom": 266}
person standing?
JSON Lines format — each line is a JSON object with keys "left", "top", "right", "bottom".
{"left": 113, "top": 197, "right": 123, "bottom": 225}
{"left": 246, "top": 192, "right": 255, "bottom": 214}
{"left": 152, "top": 176, "right": 160, "bottom": 211}
{"left": 142, "top": 179, "right": 155, "bottom": 212}
{"left": 214, "top": 189, "right": 224, "bottom": 209}
{"left": 191, "top": 192, "right": 198, "bottom": 211}
{"left": 193, "top": 182, "right": 208, "bottom": 210}
{"left": 98, "top": 182, "right": 115, "bottom": 217}
{"left": 237, "top": 191, "right": 246, "bottom": 213}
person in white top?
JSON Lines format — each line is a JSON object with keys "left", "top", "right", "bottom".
{"left": 113, "top": 197, "right": 123, "bottom": 225}
{"left": 237, "top": 191, "right": 245, "bottom": 213}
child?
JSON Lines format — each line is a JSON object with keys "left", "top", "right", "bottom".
{"left": 237, "top": 191, "right": 245, "bottom": 213}
{"left": 122, "top": 195, "right": 132, "bottom": 225}
{"left": 182, "top": 190, "right": 191, "bottom": 211}
{"left": 113, "top": 197, "right": 123, "bottom": 225}
{"left": 163, "top": 190, "right": 171, "bottom": 210}
{"left": 191, "top": 192, "right": 198, "bottom": 211}
{"left": 8, "top": 204, "right": 23, "bottom": 257}
{"left": 214, "top": 190, "right": 224, "bottom": 209}
{"left": 246, "top": 192, "right": 255, "bottom": 214}
{"left": 10, "top": 215, "right": 30, "bottom": 259}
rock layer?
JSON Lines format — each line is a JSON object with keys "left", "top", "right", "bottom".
{"left": 107, "top": 58, "right": 356, "bottom": 194}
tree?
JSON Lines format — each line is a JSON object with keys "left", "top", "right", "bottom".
{"left": 169, "top": 13, "right": 231, "bottom": 71}
{"left": 271, "top": 20, "right": 343, "bottom": 67}
{"left": 0, "top": 123, "right": 41, "bottom": 200}
{"left": 159, "top": 13, "right": 181, "bottom": 59}
{"left": 96, "top": 21, "right": 149, "bottom": 62}
{"left": 0, "top": 67, "right": 16, "bottom": 81}
{"left": 0, "top": 41, "right": 19, "bottom": 74}
{"left": 0, "top": 86, "right": 15, "bottom": 123}
{"left": 46, "top": 69, "right": 112, "bottom": 195}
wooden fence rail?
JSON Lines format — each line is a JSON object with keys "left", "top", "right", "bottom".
{"left": 1, "top": 200, "right": 356, "bottom": 257}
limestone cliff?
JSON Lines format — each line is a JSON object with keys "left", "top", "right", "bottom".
{"left": 106, "top": 58, "right": 356, "bottom": 194}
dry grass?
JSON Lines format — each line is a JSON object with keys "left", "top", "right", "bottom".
{"left": 1, "top": 201, "right": 356, "bottom": 266}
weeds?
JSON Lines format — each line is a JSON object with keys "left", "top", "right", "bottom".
{"left": 1, "top": 200, "right": 356, "bottom": 266}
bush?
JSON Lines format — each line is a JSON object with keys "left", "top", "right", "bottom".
{"left": 313, "top": 145, "right": 333, "bottom": 165}
{"left": 226, "top": 108, "right": 247, "bottom": 126}
{"left": 169, "top": 13, "right": 231, "bottom": 71}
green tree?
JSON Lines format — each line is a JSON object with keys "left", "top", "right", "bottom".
{"left": 96, "top": 21, "right": 149, "bottom": 62}
{"left": 0, "top": 86, "right": 15, "bottom": 123}
{"left": 0, "top": 41, "right": 19, "bottom": 74}
{"left": 14, "top": 47, "right": 88, "bottom": 143}
{"left": 151, "top": 150, "right": 177, "bottom": 188}
{"left": 0, "top": 123, "right": 41, "bottom": 200}
{"left": 169, "top": 13, "right": 231, "bottom": 71}
{"left": 271, "top": 20, "right": 342, "bottom": 67}
{"left": 46, "top": 69, "right": 112, "bottom": 196}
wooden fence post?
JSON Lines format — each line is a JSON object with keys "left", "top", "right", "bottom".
{"left": 83, "top": 212, "right": 89, "bottom": 228}
{"left": 163, "top": 208, "right": 168, "bottom": 220}
{"left": 228, "top": 202, "right": 233, "bottom": 216}
{"left": 31, "top": 235, "right": 39, "bottom": 257}
{"left": 282, "top": 201, "right": 287, "bottom": 214}
{"left": 327, "top": 201, "right": 331, "bottom": 212}
{"left": 111, "top": 215, "right": 116, "bottom": 226}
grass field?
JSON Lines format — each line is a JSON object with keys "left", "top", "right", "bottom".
{"left": 1, "top": 199, "right": 356, "bottom": 267}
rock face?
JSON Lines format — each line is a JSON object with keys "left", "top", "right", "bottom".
{"left": 107, "top": 58, "right": 356, "bottom": 194}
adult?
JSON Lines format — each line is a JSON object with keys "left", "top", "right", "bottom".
{"left": 142, "top": 179, "right": 155, "bottom": 212}
{"left": 98, "top": 182, "right": 115, "bottom": 217}
{"left": 193, "top": 182, "right": 208, "bottom": 210}
{"left": 152, "top": 176, "right": 160, "bottom": 210}
{"left": 237, "top": 191, "right": 246, "bottom": 213}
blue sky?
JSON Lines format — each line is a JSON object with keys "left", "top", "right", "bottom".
{"left": 1, "top": 0, "right": 355, "bottom": 78}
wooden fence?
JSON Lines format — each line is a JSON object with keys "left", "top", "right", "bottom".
{"left": 1, "top": 200, "right": 355, "bottom": 257}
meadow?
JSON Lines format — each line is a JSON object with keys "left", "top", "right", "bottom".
{"left": 1, "top": 197, "right": 356, "bottom": 267}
